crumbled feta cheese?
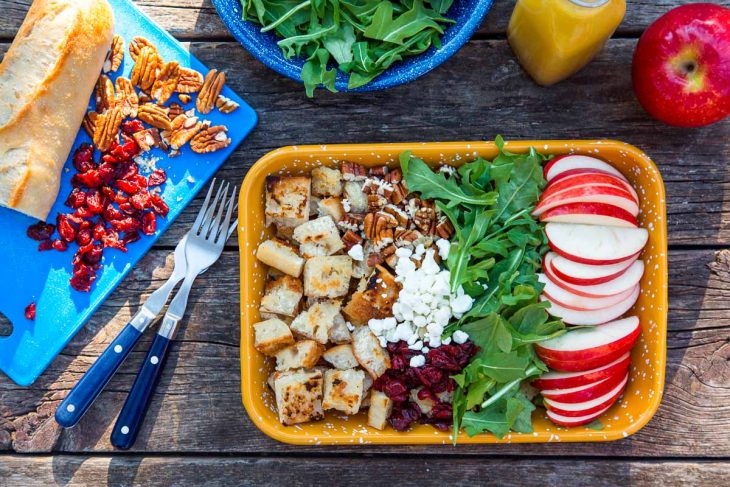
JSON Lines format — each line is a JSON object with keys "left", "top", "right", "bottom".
{"left": 347, "top": 243, "right": 364, "bottom": 261}
{"left": 409, "top": 355, "right": 426, "bottom": 368}
{"left": 435, "top": 238, "right": 451, "bottom": 260}
{"left": 345, "top": 321, "right": 355, "bottom": 332}
{"left": 341, "top": 198, "right": 351, "bottom": 212}
{"left": 452, "top": 330, "right": 470, "bottom": 344}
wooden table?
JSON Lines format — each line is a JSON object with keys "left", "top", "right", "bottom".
{"left": 1, "top": 1, "right": 730, "bottom": 485}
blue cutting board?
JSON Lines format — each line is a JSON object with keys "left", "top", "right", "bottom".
{"left": 0, "top": 0, "right": 257, "bottom": 386}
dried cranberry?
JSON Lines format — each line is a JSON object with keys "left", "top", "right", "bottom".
{"left": 74, "top": 170, "right": 104, "bottom": 188}
{"left": 26, "top": 222, "right": 55, "bottom": 241}
{"left": 72, "top": 144, "right": 95, "bottom": 171}
{"left": 38, "top": 239, "right": 53, "bottom": 251}
{"left": 98, "top": 162, "right": 118, "bottom": 183}
{"left": 149, "top": 194, "right": 169, "bottom": 217}
{"left": 24, "top": 303, "right": 36, "bottom": 321}
{"left": 131, "top": 191, "right": 150, "bottom": 210}
{"left": 75, "top": 228, "right": 93, "bottom": 247}
{"left": 70, "top": 262, "right": 97, "bottom": 292}
{"left": 103, "top": 205, "right": 124, "bottom": 222}
{"left": 122, "top": 231, "right": 140, "bottom": 245}
{"left": 147, "top": 169, "right": 167, "bottom": 187}
{"left": 65, "top": 188, "right": 87, "bottom": 209}
{"left": 428, "top": 349, "right": 461, "bottom": 371}
{"left": 118, "top": 161, "right": 139, "bottom": 180}
{"left": 56, "top": 214, "right": 77, "bottom": 243}
{"left": 111, "top": 217, "right": 141, "bottom": 233}
{"left": 121, "top": 119, "right": 145, "bottom": 135}
{"left": 52, "top": 239, "right": 68, "bottom": 252}
{"left": 134, "top": 175, "right": 148, "bottom": 189}
{"left": 388, "top": 404, "right": 421, "bottom": 432}
{"left": 142, "top": 212, "right": 156, "bottom": 235}
{"left": 93, "top": 222, "right": 107, "bottom": 241}
{"left": 83, "top": 246, "right": 103, "bottom": 265}
{"left": 115, "top": 179, "right": 139, "bottom": 194}
{"left": 73, "top": 207, "right": 95, "bottom": 220}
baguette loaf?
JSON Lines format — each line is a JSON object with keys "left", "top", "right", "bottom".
{"left": 0, "top": 0, "right": 114, "bottom": 220}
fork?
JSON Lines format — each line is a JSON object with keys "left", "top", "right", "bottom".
{"left": 111, "top": 181, "right": 237, "bottom": 449}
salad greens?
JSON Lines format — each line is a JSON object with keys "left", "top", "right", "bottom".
{"left": 401, "top": 136, "right": 567, "bottom": 442}
{"left": 239, "top": 0, "right": 455, "bottom": 96}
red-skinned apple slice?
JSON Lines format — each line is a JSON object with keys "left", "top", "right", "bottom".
{"left": 536, "top": 316, "right": 640, "bottom": 360}
{"left": 535, "top": 186, "right": 639, "bottom": 217}
{"left": 539, "top": 274, "right": 636, "bottom": 311}
{"left": 540, "top": 369, "right": 627, "bottom": 403}
{"left": 545, "top": 223, "right": 648, "bottom": 265}
{"left": 541, "top": 171, "right": 639, "bottom": 203}
{"left": 543, "top": 255, "right": 645, "bottom": 298}
{"left": 546, "top": 252, "right": 636, "bottom": 286}
{"left": 541, "top": 285, "right": 640, "bottom": 325}
{"left": 546, "top": 404, "right": 612, "bottom": 427}
{"left": 539, "top": 203, "right": 639, "bottom": 228}
{"left": 532, "top": 353, "right": 631, "bottom": 390}
{"left": 544, "top": 155, "right": 628, "bottom": 183}
{"left": 544, "top": 373, "right": 628, "bottom": 417}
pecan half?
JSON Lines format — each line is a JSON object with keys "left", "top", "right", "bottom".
{"left": 390, "top": 181, "right": 409, "bottom": 205}
{"left": 190, "top": 125, "right": 230, "bottom": 153}
{"left": 138, "top": 92, "right": 152, "bottom": 105}
{"left": 151, "top": 61, "right": 180, "bottom": 105}
{"left": 367, "top": 253, "right": 384, "bottom": 267}
{"left": 382, "top": 205, "right": 409, "bottom": 227}
{"left": 168, "top": 102, "right": 184, "bottom": 120}
{"left": 382, "top": 245, "right": 398, "bottom": 268}
{"left": 435, "top": 217, "right": 455, "bottom": 239}
{"left": 178, "top": 94, "right": 192, "bottom": 104}
{"left": 364, "top": 212, "right": 397, "bottom": 250}
{"left": 95, "top": 75, "right": 115, "bottom": 113}
{"left": 216, "top": 94, "right": 239, "bottom": 114}
{"left": 137, "top": 103, "right": 172, "bottom": 131}
{"left": 394, "top": 228, "right": 421, "bottom": 247}
{"left": 129, "top": 36, "right": 158, "bottom": 62}
{"left": 115, "top": 77, "right": 139, "bottom": 118}
{"left": 130, "top": 46, "right": 160, "bottom": 91}
{"left": 132, "top": 128, "right": 160, "bottom": 152}
{"left": 104, "top": 35, "right": 125, "bottom": 73}
{"left": 196, "top": 69, "right": 226, "bottom": 114}
{"left": 342, "top": 162, "right": 367, "bottom": 181}
{"left": 384, "top": 168, "right": 403, "bottom": 184}
{"left": 342, "top": 230, "right": 364, "bottom": 250}
{"left": 367, "top": 193, "right": 388, "bottom": 212}
{"left": 93, "top": 105, "right": 122, "bottom": 152}
{"left": 83, "top": 112, "right": 98, "bottom": 139}
{"left": 369, "top": 166, "right": 389, "bottom": 178}
{"left": 176, "top": 67, "right": 204, "bottom": 94}
{"left": 338, "top": 214, "right": 364, "bottom": 233}
{"left": 168, "top": 113, "right": 203, "bottom": 150}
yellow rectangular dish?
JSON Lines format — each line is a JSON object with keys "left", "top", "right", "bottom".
{"left": 238, "top": 140, "right": 667, "bottom": 445}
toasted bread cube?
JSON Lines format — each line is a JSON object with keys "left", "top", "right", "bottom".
{"left": 274, "top": 369, "right": 324, "bottom": 425}
{"left": 329, "top": 313, "right": 352, "bottom": 344}
{"left": 317, "top": 197, "right": 345, "bottom": 222}
{"left": 344, "top": 181, "right": 367, "bottom": 213}
{"left": 352, "top": 326, "right": 391, "bottom": 379}
{"left": 259, "top": 311, "right": 293, "bottom": 325}
{"left": 260, "top": 275, "right": 303, "bottom": 317}
{"left": 293, "top": 216, "right": 344, "bottom": 258}
{"left": 303, "top": 256, "right": 352, "bottom": 298}
{"left": 312, "top": 166, "right": 343, "bottom": 197}
{"left": 254, "top": 318, "right": 294, "bottom": 356}
{"left": 343, "top": 266, "right": 401, "bottom": 325}
{"left": 275, "top": 340, "right": 324, "bottom": 371}
{"left": 322, "top": 344, "right": 359, "bottom": 369}
{"left": 256, "top": 238, "right": 305, "bottom": 277}
{"left": 368, "top": 390, "right": 393, "bottom": 430}
{"left": 323, "top": 368, "right": 365, "bottom": 414}
{"left": 290, "top": 301, "right": 340, "bottom": 344}
{"left": 265, "top": 176, "right": 311, "bottom": 229}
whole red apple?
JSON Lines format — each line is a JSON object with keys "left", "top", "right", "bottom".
{"left": 632, "top": 3, "right": 730, "bottom": 127}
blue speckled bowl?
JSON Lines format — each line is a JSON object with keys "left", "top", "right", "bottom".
{"left": 211, "top": 0, "right": 494, "bottom": 92}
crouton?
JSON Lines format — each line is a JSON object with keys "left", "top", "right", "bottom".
{"left": 260, "top": 275, "right": 303, "bottom": 317}
{"left": 303, "top": 256, "right": 352, "bottom": 298}
{"left": 317, "top": 197, "right": 345, "bottom": 222}
{"left": 323, "top": 368, "right": 365, "bottom": 415}
{"left": 274, "top": 369, "right": 324, "bottom": 425}
{"left": 344, "top": 181, "right": 367, "bottom": 213}
{"left": 342, "top": 265, "right": 401, "bottom": 325}
{"left": 290, "top": 301, "right": 340, "bottom": 344}
{"left": 322, "top": 344, "right": 359, "bottom": 369}
{"left": 256, "top": 238, "right": 305, "bottom": 277}
{"left": 312, "top": 166, "right": 343, "bottom": 197}
{"left": 329, "top": 313, "right": 352, "bottom": 344}
{"left": 293, "top": 216, "right": 344, "bottom": 258}
{"left": 259, "top": 311, "right": 293, "bottom": 325}
{"left": 275, "top": 340, "right": 324, "bottom": 371}
{"left": 265, "top": 175, "right": 311, "bottom": 229}
{"left": 368, "top": 390, "right": 393, "bottom": 430}
{"left": 352, "top": 326, "right": 391, "bottom": 379}
{"left": 254, "top": 318, "right": 295, "bottom": 356}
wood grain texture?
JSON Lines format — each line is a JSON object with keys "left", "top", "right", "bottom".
{"left": 1, "top": 456, "right": 730, "bottom": 486}
{"left": 1, "top": 248, "right": 729, "bottom": 456}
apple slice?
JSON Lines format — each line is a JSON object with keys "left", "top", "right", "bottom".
{"left": 536, "top": 185, "right": 639, "bottom": 217}
{"left": 544, "top": 373, "right": 628, "bottom": 417}
{"left": 539, "top": 202, "right": 639, "bottom": 228}
{"left": 546, "top": 252, "right": 636, "bottom": 286}
{"left": 540, "top": 369, "right": 627, "bottom": 403}
{"left": 542, "top": 285, "right": 639, "bottom": 325}
{"left": 539, "top": 274, "right": 636, "bottom": 311}
{"left": 532, "top": 353, "right": 631, "bottom": 390}
{"left": 544, "top": 256, "right": 645, "bottom": 298}
{"left": 545, "top": 222, "right": 648, "bottom": 265}
{"left": 546, "top": 404, "right": 612, "bottom": 427}
{"left": 545, "top": 155, "right": 628, "bottom": 183}
{"left": 542, "top": 171, "right": 639, "bottom": 203}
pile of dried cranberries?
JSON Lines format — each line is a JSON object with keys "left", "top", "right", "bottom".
{"left": 373, "top": 340, "right": 478, "bottom": 432}
{"left": 26, "top": 126, "right": 169, "bottom": 292}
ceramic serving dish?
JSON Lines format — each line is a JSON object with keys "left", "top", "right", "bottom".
{"left": 238, "top": 140, "right": 667, "bottom": 445}
{"left": 211, "top": 0, "right": 494, "bottom": 92}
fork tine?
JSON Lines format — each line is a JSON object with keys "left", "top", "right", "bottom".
{"left": 207, "top": 184, "right": 230, "bottom": 240}
{"left": 201, "top": 182, "right": 228, "bottom": 237}
{"left": 217, "top": 187, "right": 237, "bottom": 246}
{"left": 192, "top": 179, "right": 216, "bottom": 234}
{"left": 226, "top": 218, "right": 238, "bottom": 241}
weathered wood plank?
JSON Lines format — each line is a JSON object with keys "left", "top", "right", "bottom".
{"left": 1, "top": 248, "right": 729, "bottom": 455}
{"left": 2, "top": 455, "right": 730, "bottom": 486}
{"left": 2, "top": 1, "right": 729, "bottom": 40}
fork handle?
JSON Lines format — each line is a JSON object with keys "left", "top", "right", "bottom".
{"left": 111, "top": 333, "right": 172, "bottom": 450}
{"left": 55, "top": 323, "right": 143, "bottom": 428}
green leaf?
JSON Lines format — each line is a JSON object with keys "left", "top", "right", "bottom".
{"left": 461, "top": 314, "right": 512, "bottom": 355}
{"left": 476, "top": 351, "right": 530, "bottom": 383}
{"left": 586, "top": 419, "right": 605, "bottom": 431}
{"left": 465, "top": 377, "right": 495, "bottom": 409}
{"left": 301, "top": 48, "right": 338, "bottom": 97}
{"left": 323, "top": 23, "right": 356, "bottom": 64}
{"left": 507, "top": 391, "right": 536, "bottom": 433}
{"left": 364, "top": 1, "right": 444, "bottom": 45}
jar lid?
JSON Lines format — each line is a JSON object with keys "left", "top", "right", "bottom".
{"left": 568, "top": 0, "right": 611, "bottom": 7}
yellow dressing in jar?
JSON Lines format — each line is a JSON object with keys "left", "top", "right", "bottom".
{"left": 508, "top": 0, "right": 626, "bottom": 86}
